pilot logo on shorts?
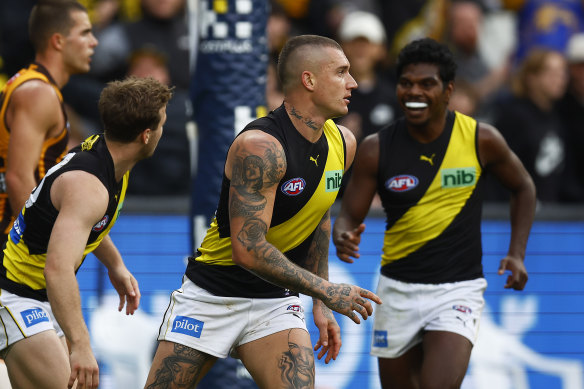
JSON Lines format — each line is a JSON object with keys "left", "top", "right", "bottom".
{"left": 92, "top": 215, "right": 109, "bottom": 232}
{"left": 281, "top": 178, "right": 306, "bottom": 196}
{"left": 373, "top": 330, "right": 388, "bottom": 347}
{"left": 172, "top": 315, "right": 204, "bottom": 338}
{"left": 21, "top": 308, "right": 49, "bottom": 327}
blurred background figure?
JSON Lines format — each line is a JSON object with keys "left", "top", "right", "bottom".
{"left": 123, "top": 48, "right": 190, "bottom": 196}
{"left": 488, "top": 49, "right": 569, "bottom": 203}
{"left": 501, "top": 0, "right": 584, "bottom": 65}
{"left": 558, "top": 32, "right": 584, "bottom": 202}
{"left": 445, "top": 0, "right": 509, "bottom": 120}
{"left": 335, "top": 11, "right": 398, "bottom": 144}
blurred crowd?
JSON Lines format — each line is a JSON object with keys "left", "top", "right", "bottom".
{"left": 1, "top": 0, "right": 583, "bottom": 204}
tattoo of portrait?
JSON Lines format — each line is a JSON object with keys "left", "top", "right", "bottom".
{"left": 232, "top": 154, "right": 266, "bottom": 201}
{"left": 146, "top": 344, "right": 213, "bottom": 388}
{"left": 237, "top": 218, "right": 268, "bottom": 250}
{"left": 278, "top": 332, "right": 315, "bottom": 389}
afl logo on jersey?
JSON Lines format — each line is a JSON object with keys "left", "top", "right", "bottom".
{"left": 386, "top": 175, "right": 419, "bottom": 192}
{"left": 281, "top": 177, "right": 306, "bottom": 196}
{"left": 92, "top": 215, "right": 109, "bottom": 232}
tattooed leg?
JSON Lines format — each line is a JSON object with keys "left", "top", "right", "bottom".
{"left": 145, "top": 341, "right": 216, "bottom": 389}
{"left": 237, "top": 328, "right": 314, "bottom": 389}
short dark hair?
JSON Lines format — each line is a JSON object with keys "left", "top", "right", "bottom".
{"left": 277, "top": 34, "right": 342, "bottom": 91}
{"left": 29, "top": 1, "right": 88, "bottom": 52}
{"left": 396, "top": 38, "right": 458, "bottom": 85}
{"left": 98, "top": 76, "right": 174, "bottom": 142}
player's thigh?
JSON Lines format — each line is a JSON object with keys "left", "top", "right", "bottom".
{"left": 238, "top": 328, "right": 314, "bottom": 389}
{"left": 378, "top": 343, "right": 423, "bottom": 389}
{"left": 4, "top": 330, "right": 70, "bottom": 389}
{"left": 145, "top": 340, "right": 217, "bottom": 388}
{"left": 419, "top": 331, "right": 472, "bottom": 389}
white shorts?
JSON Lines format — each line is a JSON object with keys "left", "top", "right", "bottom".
{"left": 157, "top": 277, "right": 307, "bottom": 359}
{"left": 0, "top": 289, "right": 64, "bottom": 355}
{"left": 371, "top": 275, "right": 487, "bottom": 358}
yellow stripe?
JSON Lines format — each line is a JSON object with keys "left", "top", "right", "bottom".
{"left": 265, "top": 120, "right": 344, "bottom": 251}
{"left": 381, "top": 112, "right": 481, "bottom": 264}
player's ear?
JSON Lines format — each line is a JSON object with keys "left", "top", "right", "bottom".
{"left": 302, "top": 71, "right": 315, "bottom": 91}
{"left": 141, "top": 129, "right": 151, "bottom": 145}
{"left": 50, "top": 33, "right": 65, "bottom": 51}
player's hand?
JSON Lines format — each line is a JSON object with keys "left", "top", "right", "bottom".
{"left": 108, "top": 265, "right": 141, "bottom": 314}
{"left": 333, "top": 223, "right": 366, "bottom": 263}
{"left": 68, "top": 345, "right": 99, "bottom": 388}
{"left": 323, "top": 283, "right": 382, "bottom": 324}
{"left": 312, "top": 301, "right": 341, "bottom": 364}
{"left": 498, "top": 255, "right": 528, "bottom": 290}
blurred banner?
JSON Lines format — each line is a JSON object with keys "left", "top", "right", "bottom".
{"left": 83, "top": 216, "right": 584, "bottom": 389}
{"left": 189, "top": 0, "right": 268, "bottom": 251}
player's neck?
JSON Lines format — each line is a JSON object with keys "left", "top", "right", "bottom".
{"left": 283, "top": 100, "right": 324, "bottom": 143}
{"left": 34, "top": 53, "right": 70, "bottom": 89}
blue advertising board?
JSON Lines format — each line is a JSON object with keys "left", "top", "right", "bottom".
{"left": 79, "top": 215, "right": 584, "bottom": 389}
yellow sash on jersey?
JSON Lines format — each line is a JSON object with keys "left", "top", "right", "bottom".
{"left": 381, "top": 112, "right": 482, "bottom": 265}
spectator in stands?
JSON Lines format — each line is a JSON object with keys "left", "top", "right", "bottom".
{"left": 124, "top": 48, "right": 190, "bottom": 196}
{"left": 445, "top": 0, "right": 509, "bottom": 120}
{"left": 558, "top": 33, "right": 584, "bottom": 202}
{"left": 501, "top": 0, "right": 584, "bottom": 65}
{"left": 335, "top": 11, "right": 398, "bottom": 143}
{"left": 490, "top": 49, "right": 569, "bottom": 203}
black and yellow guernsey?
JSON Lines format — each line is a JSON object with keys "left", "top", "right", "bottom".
{"left": 0, "top": 134, "right": 128, "bottom": 301}
{"left": 186, "top": 104, "right": 346, "bottom": 298}
{"left": 377, "top": 111, "right": 484, "bottom": 284}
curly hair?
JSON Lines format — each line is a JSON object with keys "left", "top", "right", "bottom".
{"left": 396, "top": 38, "right": 458, "bottom": 86}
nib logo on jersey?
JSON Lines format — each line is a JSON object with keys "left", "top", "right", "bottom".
{"left": 441, "top": 167, "right": 476, "bottom": 188}
{"left": 172, "top": 315, "right": 204, "bottom": 338}
{"left": 325, "top": 170, "right": 343, "bottom": 192}
{"left": 21, "top": 308, "right": 49, "bottom": 327}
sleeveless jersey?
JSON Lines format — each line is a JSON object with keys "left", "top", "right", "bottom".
{"left": 186, "top": 105, "right": 346, "bottom": 298}
{"left": 0, "top": 63, "right": 70, "bottom": 242}
{"left": 377, "top": 111, "right": 484, "bottom": 284}
{"left": 0, "top": 134, "right": 128, "bottom": 301}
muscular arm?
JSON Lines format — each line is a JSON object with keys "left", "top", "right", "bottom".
{"left": 332, "top": 134, "right": 380, "bottom": 263}
{"left": 44, "top": 170, "right": 109, "bottom": 388}
{"left": 227, "top": 130, "right": 380, "bottom": 323}
{"left": 5, "top": 81, "right": 64, "bottom": 216}
{"left": 479, "top": 123, "right": 536, "bottom": 290}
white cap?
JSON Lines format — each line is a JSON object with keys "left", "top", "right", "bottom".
{"left": 338, "top": 11, "right": 386, "bottom": 44}
{"left": 566, "top": 33, "right": 584, "bottom": 63}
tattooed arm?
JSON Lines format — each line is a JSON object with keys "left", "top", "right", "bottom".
{"left": 226, "top": 130, "right": 381, "bottom": 324}
{"left": 304, "top": 209, "right": 341, "bottom": 363}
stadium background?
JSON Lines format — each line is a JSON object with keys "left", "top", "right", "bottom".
{"left": 79, "top": 200, "right": 584, "bottom": 389}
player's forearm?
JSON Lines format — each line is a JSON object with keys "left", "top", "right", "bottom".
{"left": 507, "top": 179, "right": 536, "bottom": 259}
{"left": 45, "top": 268, "right": 91, "bottom": 348}
{"left": 244, "top": 238, "right": 331, "bottom": 300}
{"left": 305, "top": 210, "right": 331, "bottom": 280}
{"left": 6, "top": 173, "right": 36, "bottom": 217}
{"left": 92, "top": 235, "right": 124, "bottom": 271}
